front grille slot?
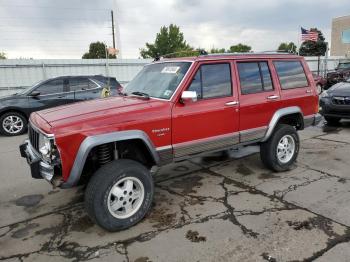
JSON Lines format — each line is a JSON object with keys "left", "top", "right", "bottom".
{"left": 332, "top": 97, "right": 350, "bottom": 105}
{"left": 28, "top": 125, "right": 40, "bottom": 152}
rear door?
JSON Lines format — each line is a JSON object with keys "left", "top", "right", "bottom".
{"left": 71, "top": 77, "right": 102, "bottom": 101}
{"left": 235, "top": 60, "right": 281, "bottom": 143}
{"left": 273, "top": 59, "right": 316, "bottom": 117}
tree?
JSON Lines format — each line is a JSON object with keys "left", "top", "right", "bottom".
{"left": 0, "top": 52, "right": 6, "bottom": 59}
{"left": 82, "top": 42, "right": 116, "bottom": 59}
{"left": 140, "top": 24, "right": 193, "bottom": 59}
{"left": 228, "top": 43, "right": 252, "bottom": 53}
{"left": 299, "top": 28, "right": 327, "bottom": 56}
{"left": 277, "top": 42, "right": 297, "bottom": 54}
{"left": 210, "top": 48, "right": 226, "bottom": 54}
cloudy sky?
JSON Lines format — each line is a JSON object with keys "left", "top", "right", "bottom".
{"left": 0, "top": 0, "right": 349, "bottom": 59}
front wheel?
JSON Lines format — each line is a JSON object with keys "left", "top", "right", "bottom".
{"left": 0, "top": 112, "right": 27, "bottom": 136}
{"left": 85, "top": 159, "right": 154, "bottom": 231}
{"left": 260, "top": 124, "right": 300, "bottom": 172}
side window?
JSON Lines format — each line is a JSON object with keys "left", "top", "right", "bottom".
{"left": 70, "top": 78, "right": 90, "bottom": 91}
{"left": 237, "top": 62, "right": 274, "bottom": 94}
{"left": 274, "top": 61, "right": 309, "bottom": 89}
{"left": 188, "top": 63, "right": 232, "bottom": 99}
{"left": 36, "top": 79, "right": 64, "bottom": 95}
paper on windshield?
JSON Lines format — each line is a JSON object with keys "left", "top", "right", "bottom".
{"left": 161, "top": 66, "right": 180, "bottom": 74}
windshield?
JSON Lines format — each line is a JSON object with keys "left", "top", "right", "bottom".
{"left": 124, "top": 62, "right": 191, "bottom": 99}
{"left": 337, "top": 63, "right": 350, "bottom": 70}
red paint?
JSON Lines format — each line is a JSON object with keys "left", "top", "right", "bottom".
{"left": 29, "top": 54, "right": 319, "bottom": 182}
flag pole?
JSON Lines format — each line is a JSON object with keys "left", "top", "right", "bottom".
{"left": 297, "top": 26, "right": 301, "bottom": 55}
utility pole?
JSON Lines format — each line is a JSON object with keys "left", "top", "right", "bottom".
{"left": 111, "top": 10, "right": 116, "bottom": 49}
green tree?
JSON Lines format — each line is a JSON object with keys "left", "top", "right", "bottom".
{"left": 0, "top": 52, "right": 6, "bottom": 59}
{"left": 277, "top": 42, "right": 297, "bottom": 53}
{"left": 82, "top": 42, "right": 116, "bottom": 59}
{"left": 228, "top": 43, "right": 252, "bottom": 53}
{"left": 299, "top": 28, "right": 327, "bottom": 56}
{"left": 210, "top": 47, "right": 226, "bottom": 54}
{"left": 140, "top": 24, "right": 193, "bottom": 59}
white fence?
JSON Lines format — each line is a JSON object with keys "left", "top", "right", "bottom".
{"left": 0, "top": 59, "right": 152, "bottom": 95}
{"left": 0, "top": 56, "right": 346, "bottom": 97}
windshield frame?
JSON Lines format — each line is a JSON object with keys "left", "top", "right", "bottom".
{"left": 125, "top": 60, "right": 194, "bottom": 101}
{"left": 337, "top": 63, "right": 350, "bottom": 70}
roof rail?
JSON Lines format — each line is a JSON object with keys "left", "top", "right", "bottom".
{"left": 199, "top": 51, "right": 296, "bottom": 57}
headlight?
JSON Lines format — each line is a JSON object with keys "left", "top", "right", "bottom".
{"left": 39, "top": 134, "right": 53, "bottom": 161}
{"left": 320, "top": 91, "right": 330, "bottom": 99}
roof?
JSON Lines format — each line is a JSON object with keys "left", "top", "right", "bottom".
{"left": 159, "top": 53, "right": 301, "bottom": 63}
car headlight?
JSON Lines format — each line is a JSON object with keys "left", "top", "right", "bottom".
{"left": 39, "top": 134, "right": 53, "bottom": 161}
{"left": 320, "top": 91, "right": 330, "bottom": 99}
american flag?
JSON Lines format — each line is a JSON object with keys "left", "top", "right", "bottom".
{"left": 301, "top": 27, "right": 319, "bottom": 42}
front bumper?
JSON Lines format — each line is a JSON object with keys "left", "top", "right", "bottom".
{"left": 319, "top": 98, "right": 350, "bottom": 119}
{"left": 19, "top": 140, "right": 55, "bottom": 182}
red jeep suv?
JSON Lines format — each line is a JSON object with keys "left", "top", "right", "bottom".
{"left": 20, "top": 53, "right": 321, "bottom": 231}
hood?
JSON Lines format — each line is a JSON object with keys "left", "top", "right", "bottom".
{"left": 0, "top": 93, "right": 26, "bottom": 107}
{"left": 35, "top": 96, "right": 170, "bottom": 134}
{"left": 328, "top": 82, "right": 350, "bottom": 96}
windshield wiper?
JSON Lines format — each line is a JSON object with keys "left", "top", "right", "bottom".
{"left": 131, "top": 91, "right": 150, "bottom": 99}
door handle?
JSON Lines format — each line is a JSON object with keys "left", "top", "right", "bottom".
{"left": 225, "top": 101, "right": 239, "bottom": 106}
{"left": 306, "top": 90, "right": 312, "bottom": 93}
{"left": 267, "top": 95, "right": 279, "bottom": 100}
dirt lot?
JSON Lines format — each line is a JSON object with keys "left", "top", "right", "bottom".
{"left": 1, "top": 122, "right": 350, "bottom": 262}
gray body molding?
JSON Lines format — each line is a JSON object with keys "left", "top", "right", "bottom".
{"left": 61, "top": 130, "right": 159, "bottom": 188}
{"left": 262, "top": 106, "right": 303, "bottom": 142}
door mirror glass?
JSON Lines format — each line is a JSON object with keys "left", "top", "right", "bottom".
{"left": 181, "top": 91, "right": 197, "bottom": 103}
{"left": 30, "top": 91, "right": 41, "bottom": 97}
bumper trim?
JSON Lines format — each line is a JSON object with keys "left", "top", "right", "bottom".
{"left": 20, "top": 140, "right": 55, "bottom": 182}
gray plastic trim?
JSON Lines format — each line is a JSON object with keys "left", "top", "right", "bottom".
{"left": 262, "top": 106, "right": 303, "bottom": 142}
{"left": 61, "top": 130, "right": 159, "bottom": 188}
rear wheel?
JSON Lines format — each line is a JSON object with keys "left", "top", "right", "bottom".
{"left": 85, "top": 159, "right": 154, "bottom": 231}
{"left": 0, "top": 112, "right": 27, "bottom": 136}
{"left": 260, "top": 124, "right": 299, "bottom": 172}
{"left": 325, "top": 116, "right": 341, "bottom": 125}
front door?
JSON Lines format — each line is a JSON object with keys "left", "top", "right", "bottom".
{"left": 171, "top": 61, "right": 240, "bottom": 159}
{"left": 29, "top": 78, "right": 72, "bottom": 112}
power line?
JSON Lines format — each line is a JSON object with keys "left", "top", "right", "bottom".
{"left": 0, "top": 4, "right": 111, "bottom": 11}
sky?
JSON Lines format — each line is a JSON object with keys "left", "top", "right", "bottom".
{"left": 0, "top": 0, "right": 349, "bottom": 59}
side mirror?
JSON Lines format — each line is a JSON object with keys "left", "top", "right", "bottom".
{"left": 181, "top": 91, "right": 197, "bottom": 103}
{"left": 30, "top": 91, "right": 41, "bottom": 97}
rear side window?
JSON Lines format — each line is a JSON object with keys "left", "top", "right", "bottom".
{"left": 70, "top": 78, "right": 90, "bottom": 91}
{"left": 274, "top": 61, "right": 309, "bottom": 89}
{"left": 237, "top": 62, "right": 273, "bottom": 94}
{"left": 188, "top": 63, "right": 232, "bottom": 99}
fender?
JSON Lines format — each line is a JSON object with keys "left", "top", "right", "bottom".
{"left": 261, "top": 106, "right": 303, "bottom": 142}
{"left": 61, "top": 130, "right": 159, "bottom": 188}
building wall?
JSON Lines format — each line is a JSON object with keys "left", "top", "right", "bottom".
{"left": 331, "top": 15, "right": 350, "bottom": 56}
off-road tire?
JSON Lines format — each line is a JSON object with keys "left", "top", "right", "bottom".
{"left": 0, "top": 111, "right": 27, "bottom": 136}
{"left": 260, "top": 124, "right": 299, "bottom": 172}
{"left": 325, "top": 116, "right": 341, "bottom": 126}
{"left": 85, "top": 159, "right": 154, "bottom": 231}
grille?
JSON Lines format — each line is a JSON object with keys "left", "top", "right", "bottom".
{"left": 332, "top": 97, "right": 350, "bottom": 105}
{"left": 28, "top": 125, "right": 40, "bottom": 152}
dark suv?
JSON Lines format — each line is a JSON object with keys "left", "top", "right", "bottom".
{"left": 0, "top": 75, "right": 121, "bottom": 136}
{"left": 326, "top": 61, "right": 350, "bottom": 87}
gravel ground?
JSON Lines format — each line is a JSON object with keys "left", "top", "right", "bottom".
{"left": 1, "top": 121, "right": 350, "bottom": 262}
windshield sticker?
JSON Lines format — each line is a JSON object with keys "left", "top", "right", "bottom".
{"left": 163, "top": 90, "right": 173, "bottom": 97}
{"left": 161, "top": 66, "right": 180, "bottom": 74}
